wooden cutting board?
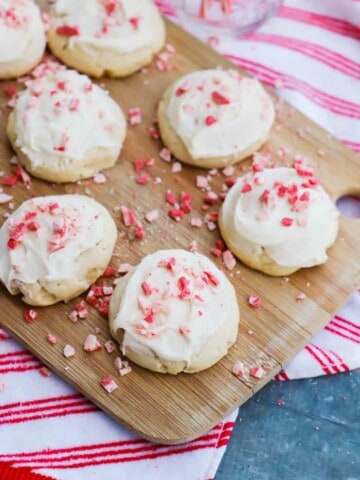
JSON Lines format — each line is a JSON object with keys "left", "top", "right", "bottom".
{"left": 0, "top": 20, "right": 359, "bottom": 445}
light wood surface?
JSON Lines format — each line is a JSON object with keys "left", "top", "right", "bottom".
{"left": 0, "top": 20, "right": 359, "bottom": 445}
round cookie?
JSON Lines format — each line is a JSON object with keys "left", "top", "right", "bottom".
{"left": 47, "top": 0, "right": 166, "bottom": 78}
{"left": 157, "top": 69, "right": 275, "bottom": 169}
{"left": 219, "top": 164, "right": 339, "bottom": 276}
{"left": 7, "top": 65, "right": 126, "bottom": 183}
{"left": 109, "top": 249, "right": 239, "bottom": 374}
{"left": 0, "top": 195, "right": 117, "bottom": 306}
{"left": 0, "top": 0, "right": 46, "bottom": 79}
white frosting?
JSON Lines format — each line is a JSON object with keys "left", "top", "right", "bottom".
{"left": 166, "top": 69, "right": 275, "bottom": 158}
{"left": 0, "top": 0, "right": 45, "bottom": 63}
{"left": 51, "top": 0, "right": 162, "bottom": 54}
{"left": 220, "top": 166, "right": 339, "bottom": 267}
{"left": 112, "top": 249, "right": 238, "bottom": 364}
{"left": 12, "top": 67, "right": 125, "bottom": 168}
{"left": 0, "top": 195, "right": 110, "bottom": 290}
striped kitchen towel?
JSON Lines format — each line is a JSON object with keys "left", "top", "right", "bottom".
{"left": 0, "top": 1, "right": 359, "bottom": 479}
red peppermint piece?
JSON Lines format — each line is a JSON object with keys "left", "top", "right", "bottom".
{"left": 128, "top": 107, "right": 142, "bottom": 126}
{"left": 165, "top": 189, "right": 177, "bottom": 206}
{"left": 104, "top": 340, "right": 117, "bottom": 353}
{"left": 84, "top": 334, "right": 102, "bottom": 352}
{"left": 241, "top": 182, "right": 252, "bottom": 193}
{"left": 103, "top": 266, "right": 117, "bottom": 277}
{"left": 169, "top": 208, "right": 184, "bottom": 221}
{"left": 249, "top": 365, "right": 265, "bottom": 379}
{"left": 134, "top": 158, "right": 144, "bottom": 173}
{"left": 136, "top": 173, "right": 150, "bottom": 185}
{"left": 27, "top": 221, "right": 40, "bottom": 232}
{"left": 100, "top": 376, "right": 118, "bottom": 393}
{"left": 202, "top": 270, "right": 219, "bottom": 286}
{"left": 120, "top": 205, "right": 136, "bottom": 227}
{"left": 232, "top": 361, "right": 245, "bottom": 377}
{"left": 135, "top": 223, "right": 144, "bottom": 239}
{"left": 2, "top": 174, "right": 18, "bottom": 187}
{"left": 129, "top": 16, "right": 141, "bottom": 30}
{"left": 176, "top": 86, "right": 187, "bottom": 96}
{"left": 205, "top": 115, "right": 217, "bottom": 126}
{"left": 212, "top": 91, "right": 230, "bottom": 105}
{"left": 47, "top": 333, "right": 57, "bottom": 345}
{"left": 56, "top": 24, "right": 80, "bottom": 36}
{"left": 141, "top": 281, "right": 153, "bottom": 296}
{"left": 24, "top": 309, "right": 38, "bottom": 323}
{"left": 4, "top": 85, "right": 16, "bottom": 97}
{"left": 248, "top": 295, "right": 261, "bottom": 308}
{"left": 222, "top": 250, "right": 236, "bottom": 270}
{"left": 281, "top": 217, "right": 293, "bottom": 227}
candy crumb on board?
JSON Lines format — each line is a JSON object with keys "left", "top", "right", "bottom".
{"left": 100, "top": 376, "right": 118, "bottom": 393}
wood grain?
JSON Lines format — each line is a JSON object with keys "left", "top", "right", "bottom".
{"left": 0, "top": 20, "right": 359, "bottom": 444}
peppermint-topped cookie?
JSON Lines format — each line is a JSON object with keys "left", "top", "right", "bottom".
{"left": 157, "top": 69, "right": 275, "bottom": 169}
{"left": 109, "top": 249, "right": 239, "bottom": 374}
{"left": 47, "top": 0, "right": 166, "bottom": 77}
{"left": 219, "top": 163, "right": 339, "bottom": 276}
{"left": 7, "top": 65, "right": 126, "bottom": 183}
{"left": 0, "top": 195, "right": 117, "bottom": 306}
{"left": 0, "top": 0, "right": 46, "bottom": 79}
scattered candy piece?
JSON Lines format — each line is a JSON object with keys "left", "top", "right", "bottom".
{"left": 63, "top": 344, "right": 75, "bottom": 358}
{"left": 249, "top": 295, "right": 261, "bottom": 308}
{"left": 249, "top": 365, "right": 265, "bottom": 379}
{"left": 84, "top": 334, "right": 102, "bottom": 352}
{"left": 100, "top": 376, "right": 118, "bottom": 393}
{"left": 232, "top": 361, "right": 245, "bottom": 377}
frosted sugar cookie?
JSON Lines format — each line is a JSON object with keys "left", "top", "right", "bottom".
{"left": 47, "top": 0, "right": 166, "bottom": 77}
{"left": 0, "top": 0, "right": 46, "bottom": 79}
{"left": 0, "top": 195, "right": 117, "bottom": 306}
{"left": 157, "top": 69, "right": 275, "bottom": 169}
{"left": 7, "top": 66, "right": 126, "bottom": 183}
{"left": 219, "top": 164, "right": 339, "bottom": 276}
{"left": 109, "top": 249, "right": 239, "bottom": 374}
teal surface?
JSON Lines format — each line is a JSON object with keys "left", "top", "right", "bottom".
{"left": 216, "top": 371, "right": 360, "bottom": 480}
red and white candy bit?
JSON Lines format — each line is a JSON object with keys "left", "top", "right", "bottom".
{"left": 84, "top": 334, "right": 102, "bottom": 352}
{"left": 63, "top": 344, "right": 76, "bottom": 358}
{"left": 134, "top": 222, "right": 144, "bottom": 239}
{"left": 281, "top": 217, "right": 293, "bottom": 227}
{"left": 172, "top": 162, "right": 182, "bottom": 173}
{"left": 190, "top": 217, "right": 202, "bottom": 228}
{"left": 102, "top": 266, "right": 117, "bottom": 277}
{"left": 4, "top": 85, "right": 16, "bottom": 97}
{"left": 205, "top": 115, "right": 217, "bottom": 126}
{"left": 23, "top": 309, "right": 38, "bottom": 323}
{"left": 196, "top": 175, "right": 209, "bottom": 190}
{"left": 204, "top": 191, "right": 218, "bottom": 205}
{"left": 296, "top": 292, "right": 306, "bottom": 302}
{"left": 165, "top": 189, "right": 176, "bottom": 205}
{"left": 128, "top": 107, "right": 142, "bottom": 126}
{"left": 159, "top": 148, "right": 172, "bottom": 162}
{"left": 75, "top": 301, "right": 89, "bottom": 319}
{"left": 248, "top": 295, "right": 261, "bottom": 308}
{"left": 149, "top": 126, "right": 160, "bottom": 139}
{"left": 212, "top": 91, "right": 230, "bottom": 105}
{"left": 119, "top": 363, "right": 132, "bottom": 377}
{"left": 46, "top": 333, "right": 57, "bottom": 345}
{"left": 249, "top": 365, "right": 265, "bottom": 379}
{"left": 104, "top": 340, "right": 117, "bottom": 353}
{"left": 102, "top": 285, "right": 113, "bottom": 296}
{"left": 168, "top": 208, "right": 184, "bottom": 221}
{"left": 39, "top": 367, "right": 52, "bottom": 377}
{"left": 100, "top": 376, "right": 118, "bottom": 393}
{"left": 179, "top": 324, "right": 191, "bottom": 335}
{"left": 136, "top": 173, "right": 150, "bottom": 185}
{"left": 222, "top": 250, "right": 236, "bottom": 270}
{"left": 232, "top": 361, "right": 245, "bottom": 377}
{"left": 120, "top": 205, "right": 136, "bottom": 227}
{"left": 118, "top": 263, "right": 133, "bottom": 275}
{"left": 56, "top": 24, "right": 80, "bottom": 36}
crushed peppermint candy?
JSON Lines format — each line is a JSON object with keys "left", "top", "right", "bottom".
{"left": 222, "top": 250, "right": 236, "bottom": 270}
{"left": 104, "top": 340, "right": 117, "bottom": 353}
{"left": 84, "top": 334, "right": 102, "bottom": 352}
{"left": 249, "top": 365, "right": 265, "bottom": 379}
{"left": 63, "top": 344, "right": 75, "bottom": 358}
{"left": 23, "top": 309, "right": 38, "bottom": 323}
{"left": 100, "top": 376, "right": 118, "bottom": 393}
{"left": 128, "top": 107, "right": 142, "bottom": 126}
{"left": 248, "top": 295, "right": 261, "bottom": 308}
{"left": 145, "top": 209, "right": 159, "bottom": 223}
{"left": 232, "top": 361, "right": 245, "bottom": 377}
{"left": 46, "top": 333, "right": 57, "bottom": 345}
{"left": 296, "top": 292, "right": 306, "bottom": 302}
{"left": 159, "top": 148, "right": 171, "bottom": 162}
